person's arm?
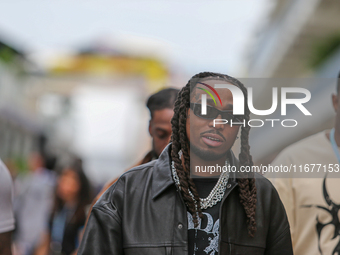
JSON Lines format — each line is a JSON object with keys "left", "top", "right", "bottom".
{"left": 0, "top": 231, "right": 12, "bottom": 255}
{"left": 34, "top": 232, "right": 50, "bottom": 255}
{"left": 78, "top": 181, "right": 123, "bottom": 255}
{"left": 77, "top": 204, "right": 123, "bottom": 255}
{"left": 82, "top": 157, "right": 146, "bottom": 232}
{"left": 269, "top": 153, "right": 296, "bottom": 247}
{"left": 264, "top": 183, "right": 293, "bottom": 255}
{"left": 84, "top": 178, "right": 118, "bottom": 228}
{"left": 74, "top": 178, "right": 118, "bottom": 255}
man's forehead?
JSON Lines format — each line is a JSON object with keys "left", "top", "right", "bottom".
{"left": 192, "top": 79, "right": 236, "bottom": 98}
{"left": 152, "top": 108, "right": 174, "bottom": 123}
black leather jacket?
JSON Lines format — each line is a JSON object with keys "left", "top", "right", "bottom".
{"left": 78, "top": 144, "right": 293, "bottom": 255}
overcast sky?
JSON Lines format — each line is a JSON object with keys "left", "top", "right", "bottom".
{"left": 0, "top": 0, "right": 272, "bottom": 76}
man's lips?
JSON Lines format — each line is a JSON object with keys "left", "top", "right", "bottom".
{"left": 201, "top": 134, "right": 224, "bottom": 147}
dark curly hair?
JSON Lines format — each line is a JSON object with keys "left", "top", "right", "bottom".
{"left": 170, "top": 72, "right": 257, "bottom": 237}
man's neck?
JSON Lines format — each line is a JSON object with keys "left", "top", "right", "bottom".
{"left": 189, "top": 153, "right": 227, "bottom": 178}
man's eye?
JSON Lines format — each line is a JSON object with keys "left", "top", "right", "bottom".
{"left": 156, "top": 131, "right": 168, "bottom": 139}
{"left": 206, "top": 107, "right": 215, "bottom": 114}
{"left": 158, "top": 134, "right": 168, "bottom": 139}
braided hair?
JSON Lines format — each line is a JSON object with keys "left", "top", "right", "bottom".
{"left": 170, "top": 72, "right": 257, "bottom": 237}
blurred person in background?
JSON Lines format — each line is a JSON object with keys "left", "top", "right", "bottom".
{"left": 79, "top": 72, "right": 293, "bottom": 255}
{"left": 0, "top": 159, "right": 15, "bottom": 255}
{"left": 35, "top": 161, "right": 91, "bottom": 255}
{"left": 270, "top": 72, "right": 340, "bottom": 255}
{"left": 13, "top": 152, "right": 56, "bottom": 255}
{"left": 87, "top": 87, "right": 179, "bottom": 210}
{"left": 147, "top": 88, "right": 180, "bottom": 158}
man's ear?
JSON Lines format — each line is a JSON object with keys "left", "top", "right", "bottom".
{"left": 148, "top": 120, "right": 152, "bottom": 136}
{"left": 332, "top": 93, "right": 338, "bottom": 112}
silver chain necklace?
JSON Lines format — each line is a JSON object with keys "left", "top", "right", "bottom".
{"left": 171, "top": 160, "right": 230, "bottom": 210}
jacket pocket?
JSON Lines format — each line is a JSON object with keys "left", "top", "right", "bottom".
{"left": 221, "top": 241, "right": 265, "bottom": 255}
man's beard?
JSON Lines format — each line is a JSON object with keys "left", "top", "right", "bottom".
{"left": 190, "top": 142, "right": 229, "bottom": 161}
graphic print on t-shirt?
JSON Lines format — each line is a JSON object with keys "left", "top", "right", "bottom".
{"left": 301, "top": 176, "right": 340, "bottom": 255}
{"left": 187, "top": 211, "right": 219, "bottom": 255}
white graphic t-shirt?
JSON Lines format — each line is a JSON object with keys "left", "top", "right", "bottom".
{"left": 270, "top": 130, "right": 340, "bottom": 255}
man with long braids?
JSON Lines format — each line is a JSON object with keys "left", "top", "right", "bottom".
{"left": 78, "top": 72, "right": 293, "bottom": 255}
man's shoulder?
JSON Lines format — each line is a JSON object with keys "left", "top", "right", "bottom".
{"left": 0, "top": 160, "right": 13, "bottom": 194}
{"left": 0, "top": 160, "right": 11, "bottom": 181}
{"left": 272, "top": 131, "right": 329, "bottom": 165}
{"left": 254, "top": 173, "right": 282, "bottom": 200}
{"left": 254, "top": 173, "right": 275, "bottom": 190}
{"left": 254, "top": 174, "right": 286, "bottom": 211}
{"left": 283, "top": 131, "right": 325, "bottom": 152}
{"left": 120, "top": 160, "right": 158, "bottom": 182}
{"left": 94, "top": 160, "right": 158, "bottom": 208}
{"left": 0, "top": 159, "right": 15, "bottom": 233}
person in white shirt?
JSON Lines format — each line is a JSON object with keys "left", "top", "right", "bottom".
{"left": 0, "top": 159, "right": 15, "bottom": 255}
{"left": 13, "top": 153, "right": 56, "bottom": 255}
{"left": 270, "top": 74, "right": 340, "bottom": 255}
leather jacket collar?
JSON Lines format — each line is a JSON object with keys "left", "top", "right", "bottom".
{"left": 152, "top": 144, "right": 174, "bottom": 199}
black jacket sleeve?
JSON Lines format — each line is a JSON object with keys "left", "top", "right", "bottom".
{"left": 78, "top": 177, "right": 124, "bottom": 255}
{"left": 265, "top": 183, "right": 293, "bottom": 255}
{"left": 78, "top": 203, "right": 123, "bottom": 255}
